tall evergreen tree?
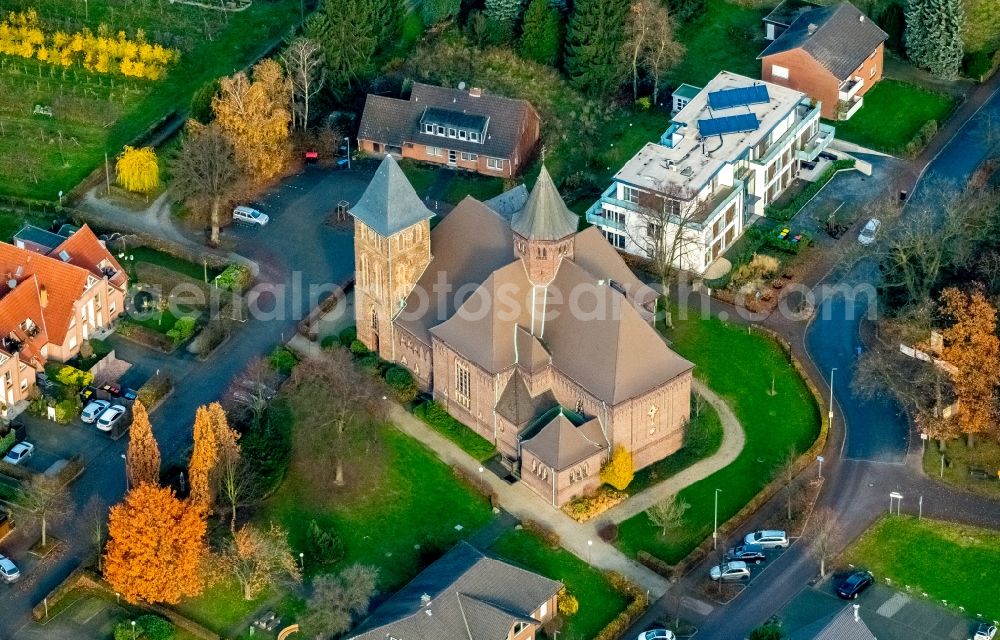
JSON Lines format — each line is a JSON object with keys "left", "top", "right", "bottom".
{"left": 485, "top": 0, "right": 525, "bottom": 41}
{"left": 306, "top": 0, "right": 395, "bottom": 101}
{"left": 519, "top": 0, "right": 564, "bottom": 66}
{"left": 564, "top": 0, "right": 629, "bottom": 95}
{"left": 421, "top": 0, "right": 461, "bottom": 25}
{"left": 963, "top": 0, "right": 1000, "bottom": 55}
{"left": 905, "top": 0, "right": 965, "bottom": 78}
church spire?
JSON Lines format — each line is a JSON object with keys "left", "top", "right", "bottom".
{"left": 511, "top": 166, "right": 578, "bottom": 241}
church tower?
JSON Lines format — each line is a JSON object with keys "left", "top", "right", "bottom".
{"left": 350, "top": 155, "right": 434, "bottom": 360}
{"left": 511, "top": 166, "right": 579, "bottom": 285}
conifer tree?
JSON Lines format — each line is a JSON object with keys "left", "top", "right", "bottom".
{"left": 127, "top": 401, "right": 160, "bottom": 488}
{"left": 905, "top": 0, "right": 965, "bottom": 78}
{"left": 188, "top": 406, "right": 218, "bottom": 510}
{"left": 564, "top": 0, "right": 630, "bottom": 95}
{"left": 519, "top": 0, "right": 564, "bottom": 66}
{"left": 420, "top": 0, "right": 461, "bottom": 25}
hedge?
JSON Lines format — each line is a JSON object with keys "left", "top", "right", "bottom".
{"left": 765, "top": 159, "right": 856, "bottom": 222}
{"left": 214, "top": 264, "right": 253, "bottom": 293}
{"left": 385, "top": 366, "right": 418, "bottom": 403}
{"left": 593, "top": 572, "right": 649, "bottom": 640}
{"left": 0, "top": 430, "right": 15, "bottom": 456}
{"left": 413, "top": 400, "right": 497, "bottom": 462}
{"left": 137, "top": 374, "right": 174, "bottom": 410}
{"left": 50, "top": 364, "right": 94, "bottom": 389}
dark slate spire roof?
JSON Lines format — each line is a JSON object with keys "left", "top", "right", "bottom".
{"left": 349, "top": 155, "right": 434, "bottom": 237}
{"left": 511, "top": 166, "right": 578, "bottom": 241}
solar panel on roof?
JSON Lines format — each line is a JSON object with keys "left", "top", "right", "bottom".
{"left": 697, "top": 113, "right": 760, "bottom": 137}
{"left": 707, "top": 85, "right": 770, "bottom": 110}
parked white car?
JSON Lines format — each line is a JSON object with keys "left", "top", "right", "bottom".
{"left": 975, "top": 623, "right": 997, "bottom": 640}
{"left": 710, "top": 561, "right": 751, "bottom": 581}
{"left": 81, "top": 399, "right": 111, "bottom": 424}
{"left": 744, "top": 530, "right": 790, "bottom": 549}
{"left": 858, "top": 218, "right": 881, "bottom": 245}
{"left": 637, "top": 630, "right": 676, "bottom": 640}
{"left": 2, "top": 442, "right": 34, "bottom": 465}
{"left": 0, "top": 554, "right": 20, "bottom": 583}
{"left": 96, "top": 404, "right": 127, "bottom": 432}
{"left": 233, "top": 206, "right": 269, "bottom": 226}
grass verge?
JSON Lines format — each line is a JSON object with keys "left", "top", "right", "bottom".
{"left": 845, "top": 516, "right": 1000, "bottom": 621}
{"left": 413, "top": 400, "right": 497, "bottom": 462}
{"left": 923, "top": 440, "right": 1000, "bottom": 499}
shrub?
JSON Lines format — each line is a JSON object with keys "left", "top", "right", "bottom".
{"left": 357, "top": 354, "right": 380, "bottom": 372}
{"left": 765, "top": 159, "right": 855, "bottom": 221}
{"left": 79, "top": 340, "right": 94, "bottom": 360}
{"left": 385, "top": 366, "right": 418, "bottom": 403}
{"left": 137, "top": 615, "right": 175, "bottom": 640}
{"left": 593, "top": 572, "right": 648, "bottom": 640}
{"left": 320, "top": 335, "right": 338, "bottom": 350}
{"left": 306, "top": 520, "right": 344, "bottom": 565}
{"left": 196, "top": 317, "right": 229, "bottom": 358}
{"left": 635, "top": 96, "right": 651, "bottom": 111}
{"left": 215, "top": 264, "right": 253, "bottom": 293}
{"left": 54, "top": 398, "right": 80, "bottom": 423}
{"left": 338, "top": 326, "right": 357, "bottom": 347}
{"left": 268, "top": 346, "right": 299, "bottom": 375}
{"left": 349, "top": 339, "right": 369, "bottom": 356}
{"left": 600, "top": 446, "right": 634, "bottom": 491}
{"left": 51, "top": 365, "right": 94, "bottom": 390}
{"left": 563, "top": 487, "right": 627, "bottom": 522}
{"left": 166, "top": 316, "right": 197, "bottom": 345}
{"left": 137, "top": 374, "right": 174, "bottom": 409}
{"left": 905, "top": 120, "right": 939, "bottom": 157}
{"left": 557, "top": 587, "right": 579, "bottom": 616}
{"left": 0, "top": 430, "right": 15, "bottom": 455}
{"left": 749, "top": 620, "right": 784, "bottom": 640}
{"left": 241, "top": 399, "right": 293, "bottom": 495}
{"left": 597, "top": 522, "right": 619, "bottom": 543}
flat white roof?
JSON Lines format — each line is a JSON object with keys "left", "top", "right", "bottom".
{"left": 615, "top": 71, "right": 807, "bottom": 197}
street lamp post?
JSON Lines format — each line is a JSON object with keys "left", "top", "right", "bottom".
{"left": 131, "top": 620, "right": 137, "bottom": 640}
{"left": 586, "top": 539, "right": 593, "bottom": 564}
{"left": 478, "top": 466, "right": 485, "bottom": 494}
{"left": 828, "top": 367, "right": 837, "bottom": 421}
{"left": 298, "top": 552, "right": 304, "bottom": 571}
{"left": 344, "top": 137, "right": 351, "bottom": 169}
{"left": 817, "top": 455, "right": 824, "bottom": 479}
{"left": 121, "top": 453, "right": 128, "bottom": 491}
{"left": 713, "top": 488, "right": 722, "bottom": 549}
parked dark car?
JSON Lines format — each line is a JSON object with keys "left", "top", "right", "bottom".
{"left": 725, "top": 544, "right": 767, "bottom": 565}
{"left": 836, "top": 570, "right": 874, "bottom": 599}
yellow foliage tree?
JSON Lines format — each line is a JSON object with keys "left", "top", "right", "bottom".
{"left": 212, "top": 58, "right": 292, "bottom": 182}
{"left": 558, "top": 587, "right": 579, "bottom": 616}
{"left": 103, "top": 484, "right": 207, "bottom": 604}
{"left": 127, "top": 401, "right": 160, "bottom": 488}
{"left": 216, "top": 522, "right": 301, "bottom": 601}
{"left": 600, "top": 446, "right": 634, "bottom": 491}
{"left": 116, "top": 146, "right": 159, "bottom": 195}
{"left": 188, "top": 406, "right": 218, "bottom": 511}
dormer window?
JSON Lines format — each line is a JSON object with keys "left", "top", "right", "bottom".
{"left": 459, "top": 130, "right": 467, "bottom": 140}
{"left": 470, "top": 131, "right": 480, "bottom": 142}
{"left": 447, "top": 127, "right": 456, "bottom": 138}
{"left": 424, "top": 123, "right": 434, "bottom": 134}
{"left": 436, "top": 125, "right": 445, "bottom": 135}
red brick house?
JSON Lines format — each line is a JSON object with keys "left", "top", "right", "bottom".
{"left": 357, "top": 83, "right": 540, "bottom": 178}
{"left": 759, "top": 1, "right": 887, "bottom": 120}
{"left": 0, "top": 225, "right": 127, "bottom": 413}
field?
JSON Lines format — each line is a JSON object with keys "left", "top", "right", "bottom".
{"left": 0, "top": 0, "right": 301, "bottom": 201}
{"left": 923, "top": 439, "right": 1000, "bottom": 499}
{"left": 846, "top": 516, "right": 1000, "bottom": 621}
{"left": 616, "top": 302, "right": 821, "bottom": 563}
{"left": 665, "top": 0, "right": 769, "bottom": 88}
{"left": 829, "top": 79, "right": 956, "bottom": 154}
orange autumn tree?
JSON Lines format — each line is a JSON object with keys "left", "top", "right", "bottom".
{"left": 188, "top": 406, "right": 219, "bottom": 510}
{"left": 103, "top": 484, "right": 207, "bottom": 604}
{"left": 939, "top": 286, "right": 1000, "bottom": 445}
{"left": 127, "top": 401, "right": 160, "bottom": 487}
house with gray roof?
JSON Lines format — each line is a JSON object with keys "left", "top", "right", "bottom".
{"left": 759, "top": 1, "right": 888, "bottom": 120}
{"left": 351, "top": 157, "right": 694, "bottom": 506}
{"left": 348, "top": 541, "right": 561, "bottom": 640}
{"left": 357, "top": 83, "right": 541, "bottom": 178}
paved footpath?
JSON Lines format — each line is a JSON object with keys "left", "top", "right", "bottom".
{"left": 288, "top": 336, "right": 748, "bottom": 600}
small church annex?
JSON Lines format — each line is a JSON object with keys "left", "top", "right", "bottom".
{"left": 350, "top": 156, "right": 694, "bottom": 506}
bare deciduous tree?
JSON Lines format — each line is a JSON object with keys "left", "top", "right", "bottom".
{"left": 645, "top": 495, "right": 690, "bottom": 537}
{"left": 216, "top": 522, "right": 301, "bottom": 601}
{"left": 811, "top": 507, "right": 839, "bottom": 578}
{"left": 216, "top": 443, "right": 257, "bottom": 534}
{"left": 280, "top": 37, "right": 325, "bottom": 130}
{"left": 775, "top": 446, "right": 798, "bottom": 522}
{"left": 287, "top": 350, "right": 387, "bottom": 488}
{"left": 171, "top": 121, "right": 243, "bottom": 247}
{"left": 300, "top": 564, "right": 379, "bottom": 639}
{"left": 623, "top": 0, "right": 684, "bottom": 103}
{"left": 22, "top": 476, "right": 70, "bottom": 549}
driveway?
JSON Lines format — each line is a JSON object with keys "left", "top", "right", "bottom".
{"left": 4, "top": 165, "right": 370, "bottom": 639}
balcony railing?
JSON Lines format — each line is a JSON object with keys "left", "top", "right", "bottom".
{"left": 796, "top": 123, "right": 835, "bottom": 162}
{"left": 751, "top": 103, "right": 822, "bottom": 167}
{"left": 586, "top": 180, "right": 745, "bottom": 231}
{"left": 838, "top": 76, "right": 864, "bottom": 102}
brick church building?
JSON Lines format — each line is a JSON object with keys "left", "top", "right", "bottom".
{"left": 350, "top": 156, "right": 694, "bottom": 506}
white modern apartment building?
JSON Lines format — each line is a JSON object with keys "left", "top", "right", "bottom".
{"left": 587, "top": 71, "right": 834, "bottom": 275}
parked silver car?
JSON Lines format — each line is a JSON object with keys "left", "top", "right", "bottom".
{"left": 743, "top": 530, "right": 789, "bottom": 549}
{"left": 710, "top": 561, "right": 751, "bottom": 581}
{"left": 0, "top": 554, "right": 20, "bottom": 583}
{"left": 96, "top": 404, "right": 127, "bottom": 432}
{"left": 81, "top": 399, "right": 111, "bottom": 424}
{"left": 2, "top": 442, "right": 34, "bottom": 465}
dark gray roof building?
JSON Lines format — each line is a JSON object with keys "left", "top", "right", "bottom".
{"left": 348, "top": 541, "right": 562, "bottom": 640}
{"left": 349, "top": 155, "right": 435, "bottom": 237}
{"left": 510, "top": 167, "right": 579, "bottom": 241}
{"left": 789, "top": 605, "right": 878, "bottom": 640}
{"left": 759, "top": 1, "right": 888, "bottom": 80}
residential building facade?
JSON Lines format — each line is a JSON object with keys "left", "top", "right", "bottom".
{"left": 357, "top": 83, "right": 541, "bottom": 178}
{"left": 0, "top": 225, "right": 127, "bottom": 412}
{"left": 759, "top": 1, "right": 888, "bottom": 120}
{"left": 587, "top": 71, "right": 834, "bottom": 275}
{"left": 352, "top": 156, "right": 694, "bottom": 506}
{"left": 349, "top": 542, "right": 562, "bottom": 640}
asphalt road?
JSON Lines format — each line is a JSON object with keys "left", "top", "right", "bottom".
{"left": 1, "top": 165, "right": 371, "bottom": 639}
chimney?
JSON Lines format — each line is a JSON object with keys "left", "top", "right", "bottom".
{"left": 39, "top": 285, "right": 48, "bottom": 308}
{"left": 421, "top": 593, "right": 432, "bottom": 606}
{"left": 807, "top": 23, "right": 818, "bottom": 34}
{"left": 853, "top": 604, "right": 860, "bottom": 622}
{"left": 469, "top": 87, "right": 482, "bottom": 98}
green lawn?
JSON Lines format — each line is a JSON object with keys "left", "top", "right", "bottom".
{"left": 490, "top": 530, "right": 630, "bottom": 640}
{"left": 413, "top": 401, "right": 497, "bottom": 462}
{"left": 0, "top": 210, "right": 63, "bottom": 243}
{"left": 443, "top": 173, "right": 505, "bottom": 204}
{"left": 130, "top": 246, "right": 221, "bottom": 281}
{"left": 666, "top": 0, "right": 769, "bottom": 88}
{"left": 828, "top": 79, "right": 956, "bottom": 154}
{"left": 174, "top": 580, "right": 273, "bottom": 638}
{"left": 398, "top": 159, "right": 438, "bottom": 199}
{"left": 846, "top": 516, "right": 1000, "bottom": 621}
{"left": 262, "top": 423, "right": 495, "bottom": 591}
{"left": 923, "top": 439, "right": 1000, "bottom": 499}
{"left": 616, "top": 301, "right": 821, "bottom": 563}
{"left": 628, "top": 395, "right": 724, "bottom": 495}
{"left": 0, "top": 0, "right": 301, "bottom": 200}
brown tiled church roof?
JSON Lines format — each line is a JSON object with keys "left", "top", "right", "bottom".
{"left": 521, "top": 413, "right": 608, "bottom": 471}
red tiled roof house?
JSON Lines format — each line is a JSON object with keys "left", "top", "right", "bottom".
{"left": 357, "top": 83, "right": 540, "bottom": 179}
{"left": 759, "top": 1, "right": 887, "bottom": 120}
{"left": 0, "top": 225, "right": 127, "bottom": 412}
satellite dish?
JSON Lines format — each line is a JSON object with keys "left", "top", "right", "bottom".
{"left": 458, "top": 81, "right": 466, "bottom": 90}
{"left": 7, "top": 279, "right": 16, "bottom": 289}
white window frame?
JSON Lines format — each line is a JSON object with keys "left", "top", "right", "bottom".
{"left": 424, "top": 123, "right": 434, "bottom": 134}
{"left": 603, "top": 230, "right": 626, "bottom": 249}
{"left": 447, "top": 127, "right": 457, "bottom": 138}
{"left": 436, "top": 125, "right": 445, "bottom": 135}
{"left": 486, "top": 157, "right": 503, "bottom": 171}
{"left": 458, "top": 130, "right": 467, "bottom": 140}
{"left": 460, "top": 152, "right": 477, "bottom": 161}
{"left": 426, "top": 146, "right": 443, "bottom": 157}
{"left": 470, "top": 131, "right": 480, "bottom": 142}
{"left": 771, "top": 64, "right": 789, "bottom": 79}
{"left": 870, "top": 65, "right": 877, "bottom": 78}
